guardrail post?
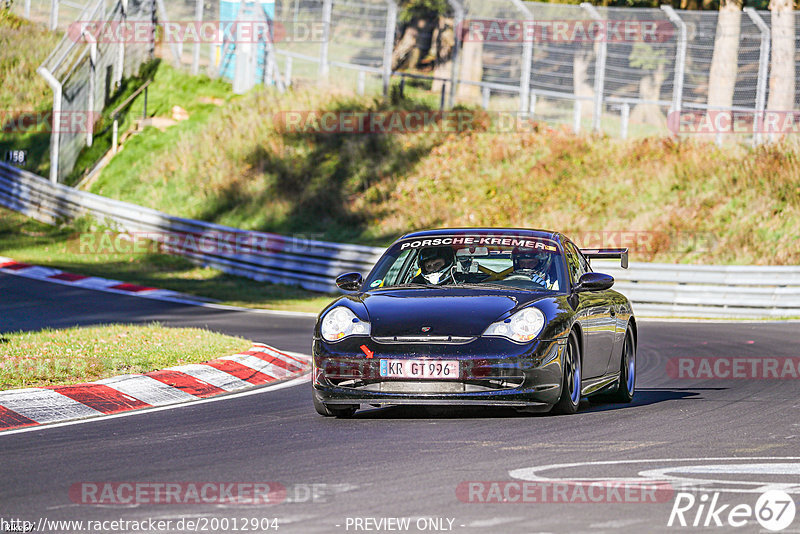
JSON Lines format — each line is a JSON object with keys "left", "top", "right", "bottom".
{"left": 319, "top": 0, "right": 332, "bottom": 79}
{"left": 661, "top": 6, "right": 686, "bottom": 117}
{"left": 49, "top": 0, "right": 59, "bottom": 30}
{"left": 382, "top": 0, "right": 397, "bottom": 98}
{"left": 511, "top": 0, "right": 533, "bottom": 115}
{"left": 37, "top": 66, "right": 62, "bottom": 184}
{"left": 481, "top": 86, "right": 490, "bottom": 109}
{"left": 447, "top": 0, "right": 464, "bottom": 109}
{"left": 581, "top": 3, "right": 606, "bottom": 132}
{"left": 744, "top": 7, "right": 770, "bottom": 146}
{"left": 192, "top": 0, "right": 204, "bottom": 75}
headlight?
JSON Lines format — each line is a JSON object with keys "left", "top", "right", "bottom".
{"left": 484, "top": 307, "right": 545, "bottom": 343}
{"left": 320, "top": 306, "right": 371, "bottom": 342}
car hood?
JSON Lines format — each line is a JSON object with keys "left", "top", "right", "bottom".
{"left": 360, "top": 287, "right": 549, "bottom": 338}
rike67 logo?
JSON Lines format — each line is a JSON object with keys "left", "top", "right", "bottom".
{"left": 668, "top": 489, "right": 796, "bottom": 531}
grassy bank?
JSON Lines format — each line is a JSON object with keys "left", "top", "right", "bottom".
{"left": 84, "top": 66, "right": 799, "bottom": 265}
{"left": 0, "top": 10, "right": 62, "bottom": 177}
{"left": 0, "top": 207, "right": 335, "bottom": 313}
{"left": 0, "top": 323, "right": 252, "bottom": 390}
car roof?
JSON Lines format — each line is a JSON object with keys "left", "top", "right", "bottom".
{"left": 399, "top": 228, "right": 564, "bottom": 243}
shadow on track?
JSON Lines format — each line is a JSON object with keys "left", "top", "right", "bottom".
{"left": 347, "top": 388, "right": 721, "bottom": 419}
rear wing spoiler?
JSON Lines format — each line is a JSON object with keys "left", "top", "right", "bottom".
{"left": 580, "top": 248, "right": 629, "bottom": 269}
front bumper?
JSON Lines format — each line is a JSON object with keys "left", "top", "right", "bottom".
{"left": 312, "top": 336, "right": 567, "bottom": 409}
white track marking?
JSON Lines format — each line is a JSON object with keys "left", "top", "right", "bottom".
{"left": 220, "top": 354, "right": 291, "bottom": 379}
{"left": 0, "top": 388, "right": 102, "bottom": 423}
{"left": 509, "top": 457, "right": 800, "bottom": 495}
{"left": 95, "top": 375, "right": 197, "bottom": 405}
{"left": 164, "top": 364, "right": 252, "bottom": 391}
{"left": 0, "top": 374, "right": 310, "bottom": 436}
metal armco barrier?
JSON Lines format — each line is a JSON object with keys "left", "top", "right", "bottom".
{"left": 1, "top": 162, "right": 799, "bottom": 317}
{"left": 0, "top": 162, "right": 381, "bottom": 294}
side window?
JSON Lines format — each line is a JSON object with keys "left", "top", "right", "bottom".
{"left": 564, "top": 242, "right": 588, "bottom": 284}
{"left": 564, "top": 244, "right": 581, "bottom": 285}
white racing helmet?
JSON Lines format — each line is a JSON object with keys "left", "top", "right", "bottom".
{"left": 419, "top": 247, "right": 456, "bottom": 284}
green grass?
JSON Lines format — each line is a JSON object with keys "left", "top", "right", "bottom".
{"left": 0, "top": 10, "right": 62, "bottom": 178}
{"left": 0, "top": 207, "right": 336, "bottom": 313}
{"left": 0, "top": 323, "right": 252, "bottom": 390}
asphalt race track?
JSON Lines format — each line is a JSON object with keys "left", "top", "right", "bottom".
{"left": 1, "top": 272, "right": 798, "bottom": 534}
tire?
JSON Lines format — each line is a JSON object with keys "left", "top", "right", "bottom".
{"left": 552, "top": 332, "right": 581, "bottom": 415}
{"left": 313, "top": 392, "right": 358, "bottom": 418}
{"left": 608, "top": 327, "right": 636, "bottom": 403}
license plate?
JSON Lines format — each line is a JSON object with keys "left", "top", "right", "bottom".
{"left": 379, "top": 359, "right": 459, "bottom": 379}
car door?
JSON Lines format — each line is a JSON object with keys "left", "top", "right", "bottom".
{"left": 565, "top": 241, "right": 616, "bottom": 378}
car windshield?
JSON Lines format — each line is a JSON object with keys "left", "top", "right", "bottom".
{"left": 363, "top": 235, "right": 566, "bottom": 292}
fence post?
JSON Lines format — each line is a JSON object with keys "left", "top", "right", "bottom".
{"left": 88, "top": 37, "right": 97, "bottom": 148}
{"left": 357, "top": 70, "right": 366, "bottom": 95}
{"left": 511, "top": 0, "right": 533, "bottom": 115}
{"left": 117, "top": 0, "right": 128, "bottom": 86}
{"left": 320, "top": 0, "right": 332, "bottom": 79}
{"left": 573, "top": 99, "right": 582, "bottom": 133}
{"left": 481, "top": 86, "right": 490, "bottom": 109}
{"left": 447, "top": 0, "right": 464, "bottom": 109}
{"left": 382, "top": 0, "right": 397, "bottom": 98}
{"left": 285, "top": 56, "right": 293, "bottom": 87}
{"left": 744, "top": 7, "right": 770, "bottom": 146}
{"left": 581, "top": 3, "right": 606, "bottom": 132}
{"left": 661, "top": 6, "right": 686, "bottom": 118}
{"left": 37, "top": 66, "right": 62, "bottom": 184}
{"left": 529, "top": 93, "right": 536, "bottom": 115}
{"left": 192, "top": 0, "right": 204, "bottom": 75}
{"left": 24, "top": 0, "right": 30, "bottom": 18}
{"left": 620, "top": 102, "right": 630, "bottom": 139}
{"left": 49, "top": 0, "right": 58, "bottom": 30}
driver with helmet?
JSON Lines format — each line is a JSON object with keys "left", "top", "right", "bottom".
{"left": 413, "top": 247, "right": 456, "bottom": 285}
{"left": 511, "top": 248, "right": 554, "bottom": 288}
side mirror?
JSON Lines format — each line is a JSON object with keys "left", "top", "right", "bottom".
{"left": 335, "top": 272, "right": 363, "bottom": 291}
{"left": 574, "top": 272, "right": 614, "bottom": 293}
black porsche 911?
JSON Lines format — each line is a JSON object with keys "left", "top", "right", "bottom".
{"left": 312, "top": 228, "right": 636, "bottom": 417}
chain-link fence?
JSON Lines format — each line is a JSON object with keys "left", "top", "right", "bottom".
{"left": 9, "top": 0, "right": 94, "bottom": 30}
{"left": 35, "top": 0, "right": 156, "bottom": 182}
{"left": 207, "top": 1, "right": 795, "bottom": 143}
{"left": 14, "top": 0, "right": 800, "bottom": 183}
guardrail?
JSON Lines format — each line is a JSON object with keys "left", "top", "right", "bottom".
{"left": 1, "top": 161, "right": 799, "bottom": 317}
{"left": 0, "top": 162, "right": 381, "bottom": 293}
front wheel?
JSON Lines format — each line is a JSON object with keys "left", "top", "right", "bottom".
{"left": 552, "top": 332, "right": 581, "bottom": 415}
{"left": 313, "top": 392, "right": 358, "bottom": 418}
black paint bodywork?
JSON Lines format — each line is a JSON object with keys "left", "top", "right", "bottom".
{"left": 312, "top": 228, "right": 636, "bottom": 412}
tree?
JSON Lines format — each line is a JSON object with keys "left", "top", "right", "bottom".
{"left": 767, "top": 0, "right": 795, "bottom": 116}
{"left": 707, "top": 0, "right": 742, "bottom": 111}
